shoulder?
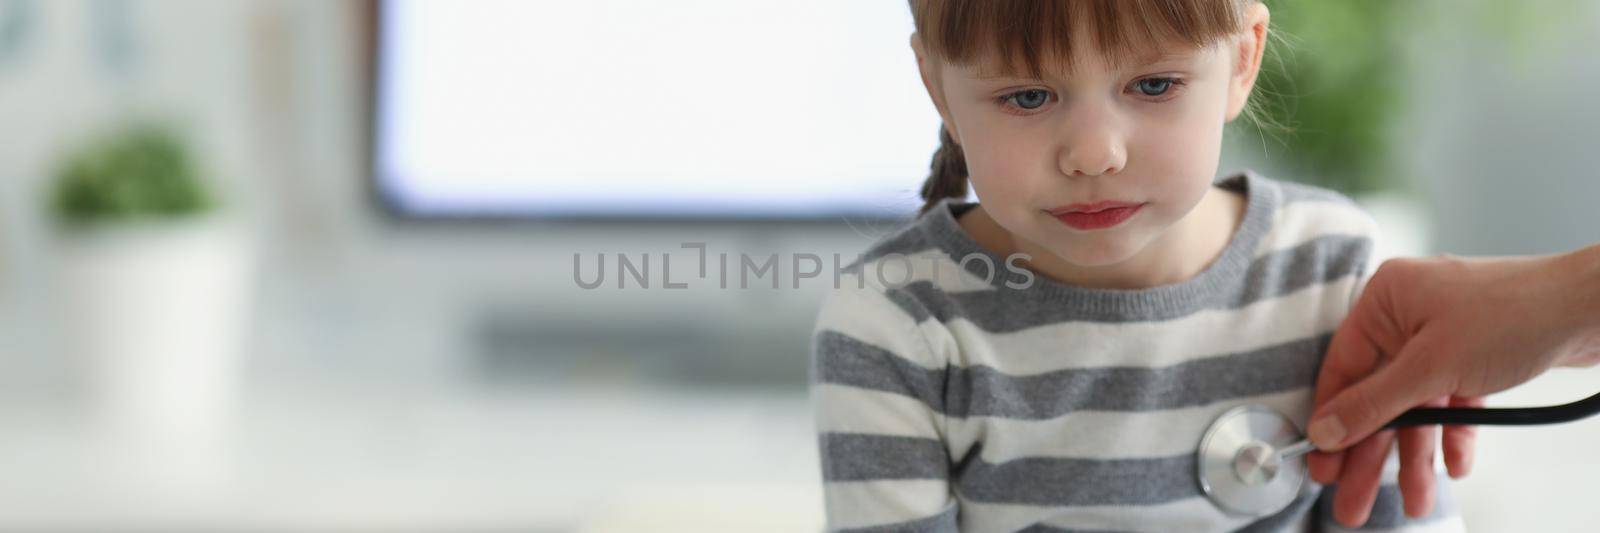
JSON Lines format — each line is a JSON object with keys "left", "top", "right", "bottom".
{"left": 811, "top": 201, "right": 1007, "bottom": 368}
{"left": 839, "top": 216, "right": 941, "bottom": 277}
{"left": 828, "top": 204, "right": 993, "bottom": 323}
{"left": 1246, "top": 173, "right": 1381, "bottom": 253}
{"left": 812, "top": 220, "right": 948, "bottom": 369}
{"left": 1270, "top": 177, "right": 1377, "bottom": 232}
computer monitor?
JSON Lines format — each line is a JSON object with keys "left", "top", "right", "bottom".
{"left": 370, "top": 0, "right": 950, "bottom": 221}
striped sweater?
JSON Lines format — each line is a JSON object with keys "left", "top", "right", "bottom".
{"left": 808, "top": 171, "right": 1467, "bottom": 532}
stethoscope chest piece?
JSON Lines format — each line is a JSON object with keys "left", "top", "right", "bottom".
{"left": 1197, "top": 405, "right": 1306, "bottom": 516}
{"left": 1195, "top": 390, "right": 1600, "bottom": 517}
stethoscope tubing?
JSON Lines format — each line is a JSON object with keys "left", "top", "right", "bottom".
{"left": 1382, "top": 390, "right": 1600, "bottom": 428}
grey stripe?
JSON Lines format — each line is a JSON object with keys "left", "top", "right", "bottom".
{"left": 1317, "top": 474, "right": 1459, "bottom": 529}
{"left": 821, "top": 433, "right": 1196, "bottom": 506}
{"left": 820, "top": 433, "right": 949, "bottom": 481}
{"left": 1016, "top": 526, "right": 1127, "bottom": 533}
{"left": 824, "top": 432, "right": 1464, "bottom": 527}
{"left": 814, "top": 330, "right": 1327, "bottom": 419}
{"left": 957, "top": 450, "right": 1197, "bottom": 506}
{"left": 813, "top": 330, "right": 945, "bottom": 413}
{"left": 885, "top": 234, "right": 1371, "bottom": 330}
{"left": 841, "top": 225, "right": 937, "bottom": 276}
{"left": 883, "top": 287, "right": 933, "bottom": 323}
{"left": 836, "top": 504, "right": 959, "bottom": 533}
{"left": 1230, "top": 234, "right": 1372, "bottom": 309}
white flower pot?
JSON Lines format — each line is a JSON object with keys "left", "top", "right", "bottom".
{"left": 52, "top": 217, "right": 253, "bottom": 493}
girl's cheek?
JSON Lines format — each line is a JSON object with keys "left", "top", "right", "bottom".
{"left": 963, "top": 149, "right": 1018, "bottom": 204}
{"left": 1134, "top": 128, "right": 1199, "bottom": 174}
{"left": 1135, "top": 101, "right": 1223, "bottom": 172}
{"left": 963, "top": 124, "right": 1036, "bottom": 185}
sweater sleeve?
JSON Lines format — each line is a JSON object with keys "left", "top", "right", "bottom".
{"left": 808, "top": 281, "right": 959, "bottom": 533}
{"left": 1345, "top": 206, "right": 1385, "bottom": 315}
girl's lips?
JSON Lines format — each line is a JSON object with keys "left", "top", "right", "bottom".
{"left": 1050, "top": 203, "right": 1145, "bottom": 230}
{"left": 1046, "top": 200, "right": 1144, "bottom": 215}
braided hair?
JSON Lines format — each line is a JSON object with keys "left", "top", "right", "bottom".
{"left": 916, "top": 126, "right": 969, "bottom": 217}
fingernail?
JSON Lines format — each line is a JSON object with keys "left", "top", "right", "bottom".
{"left": 1308, "top": 416, "right": 1346, "bottom": 449}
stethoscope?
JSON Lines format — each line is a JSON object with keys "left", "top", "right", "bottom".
{"left": 1197, "top": 390, "right": 1600, "bottom": 516}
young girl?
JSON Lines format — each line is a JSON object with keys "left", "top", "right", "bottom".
{"left": 808, "top": 1, "right": 1467, "bottom": 531}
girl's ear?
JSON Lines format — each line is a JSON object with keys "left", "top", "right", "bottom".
{"left": 911, "top": 32, "right": 962, "bottom": 145}
{"left": 1225, "top": 3, "right": 1271, "bottom": 122}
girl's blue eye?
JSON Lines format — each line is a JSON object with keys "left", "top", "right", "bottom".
{"left": 1007, "top": 89, "right": 1050, "bottom": 110}
{"left": 1135, "top": 78, "right": 1175, "bottom": 97}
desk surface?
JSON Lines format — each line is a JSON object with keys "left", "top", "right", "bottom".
{"left": 0, "top": 381, "right": 825, "bottom": 532}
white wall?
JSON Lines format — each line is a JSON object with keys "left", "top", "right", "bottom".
{"left": 1399, "top": 0, "right": 1600, "bottom": 257}
{"left": 1394, "top": 3, "right": 1600, "bottom": 531}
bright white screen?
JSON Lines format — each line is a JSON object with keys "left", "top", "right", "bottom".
{"left": 375, "top": 0, "right": 956, "bottom": 218}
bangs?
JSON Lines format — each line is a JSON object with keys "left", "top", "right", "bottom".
{"left": 909, "top": 0, "right": 1250, "bottom": 78}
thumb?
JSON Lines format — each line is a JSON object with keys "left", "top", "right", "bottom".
{"left": 1307, "top": 333, "right": 1452, "bottom": 451}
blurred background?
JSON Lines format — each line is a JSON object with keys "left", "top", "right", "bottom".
{"left": 0, "top": 0, "right": 1597, "bottom": 531}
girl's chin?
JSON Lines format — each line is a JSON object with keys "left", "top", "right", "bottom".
{"left": 1027, "top": 234, "right": 1147, "bottom": 269}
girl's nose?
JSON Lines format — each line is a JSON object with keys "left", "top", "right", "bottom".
{"left": 1059, "top": 135, "right": 1125, "bottom": 177}
{"left": 1057, "top": 107, "right": 1127, "bottom": 177}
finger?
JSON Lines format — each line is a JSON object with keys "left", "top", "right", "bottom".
{"left": 1308, "top": 278, "right": 1398, "bottom": 483}
{"left": 1310, "top": 328, "right": 1453, "bottom": 451}
{"left": 1397, "top": 397, "right": 1447, "bottom": 518}
{"left": 1313, "top": 284, "right": 1396, "bottom": 410}
{"left": 1311, "top": 281, "right": 1407, "bottom": 452}
{"left": 1308, "top": 448, "right": 1344, "bottom": 485}
{"left": 1442, "top": 395, "right": 1484, "bottom": 479}
{"left": 1310, "top": 265, "right": 1406, "bottom": 501}
{"left": 1332, "top": 430, "right": 1395, "bottom": 528}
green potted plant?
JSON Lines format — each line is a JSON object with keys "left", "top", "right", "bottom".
{"left": 49, "top": 120, "right": 251, "bottom": 490}
{"left": 51, "top": 122, "right": 215, "bottom": 227}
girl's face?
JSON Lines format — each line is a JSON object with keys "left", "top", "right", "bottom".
{"left": 913, "top": 15, "right": 1266, "bottom": 269}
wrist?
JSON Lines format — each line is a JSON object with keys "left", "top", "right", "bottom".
{"left": 1554, "top": 243, "right": 1600, "bottom": 366}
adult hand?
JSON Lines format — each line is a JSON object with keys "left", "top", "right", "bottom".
{"left": 1306, "top": 245, "right": 1600, "bottom": 527}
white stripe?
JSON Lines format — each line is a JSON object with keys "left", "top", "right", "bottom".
{"left": 1255, "top": 200, "right": 1379, "bottom": 258}
{"left": 821, "top": 479, "right": 954, "bottom": 530}
{"left": 813, "top": 281, "right": 942, "bottom": 370}
{"left": 943, "top": 276, "right": 1356, "bottom": 374}
{"left": 812, "top": 383, "right": 944, "bottom": 440}
{"left": 945, "top": 388, "right": 1312, "bottom": 462}
{"left": 814, "top": 381, "right": 1313, "bottom": 464}
{"left": 956, "top": 495, "right": 1254, "bottom": 533}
